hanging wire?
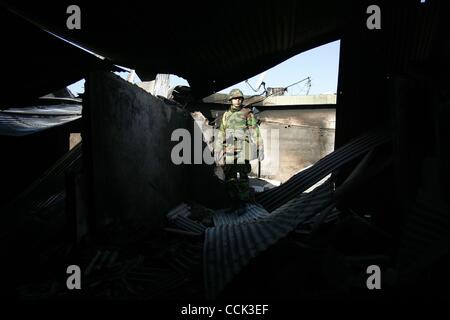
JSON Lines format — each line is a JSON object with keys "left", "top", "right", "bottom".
{"left": 284, "top": 76, "right": 312, "bottom": 96}
{"left": 245, "top": 79, "right": 266, "bottom": 93}
{"left": 243, "top": 76, "right": 312, "bottom": 107}
{"left": 213, "top": 75, "right": 313, "bottom": 113}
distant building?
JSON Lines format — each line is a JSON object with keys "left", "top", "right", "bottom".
{"left": 266, "top": 87, "right": 286, "bottom": 96}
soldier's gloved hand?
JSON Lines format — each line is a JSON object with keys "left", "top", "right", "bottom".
{"left": 214, "top": 150, "right": 225, "bottom": 166}
{"left": 224, "top": 146, "right": 232, "bottom": 153}
{"left": 214, "top": 166, "right": 225, "bottom": 180}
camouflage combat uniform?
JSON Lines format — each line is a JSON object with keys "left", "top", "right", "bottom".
{"left": 215, "top": 89, "right": 264, "bottom": 208}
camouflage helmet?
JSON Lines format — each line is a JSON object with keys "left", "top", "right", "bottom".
{"left": 228, "top": 89, "right": 244, "bottom": 101}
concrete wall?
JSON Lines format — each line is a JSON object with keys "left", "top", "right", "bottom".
{"left": 252, "top": 109, "right": 335, "bottom": 182}
{"left": 69, "top": 133, "right": 81, "bottom": 149}
{"left": 189, "top": 103, "right": 336, "bottom": 184}
{"left": 86, "top": 72, "right": 189, "bottom": 230}
{"left": 189, "top": 102, "right": 336, "bottom": 183}
{"left": 202, "top": 93, "right": 337, "bottom": 106}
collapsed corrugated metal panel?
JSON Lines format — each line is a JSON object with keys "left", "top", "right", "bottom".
{"left": 2, "top": 104, "right": 81, "bottom": 115}
{"left": 163, "top": 242, "right": 204, "bottom": 276}
{"left": 25, "top": 248, "right": 196, "bottom": 299}
{"left": 31, "top": 190, "right": 66, "bottom": 217}
{"left": 4, "top": 0, "right": 345, "bottom": 99}
{"left": 166, "top": 203, "right": 206, "bottom": 234}
{"left": 212, "top": 203, "right": 270, "bottom": 227}
{"left": 124, "top": 266, "right": 189, "bottom": 299}
{"left": 0, "top": 104, "right": 81, "bottom": 136}
{"left": 121, "top": 247, "right": 203, "bottom": 299}
{"left": 171, "top": 216, "right": 206, "bottom": 234}
{"left": 0, "top": 6, "right": 119, "bottom": 106}
{"left": 0, "top": 143, "right": 82, "bottom": 292}
{"left": 0, "top": 142, "right": 82, "bottom": 231}
{"left": 204, "top": 179, "right": 334, "bottom": 299}
{"left": 297, "top": 206, "right": 341, "bottom": 232}
{"left": 256, "top": 131, "right": 390, "bottom": 212}
{"left": 166, "top": 203, "right": 191, "bottom": 220}
{"left": 385, "top": 1, "right": 440, "bottom": 75}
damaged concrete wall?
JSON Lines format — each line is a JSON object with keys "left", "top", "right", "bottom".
{"left": 191, "top": 104, "right": 335, "bottom": 183}
{"left": 255, "top": 109, "right": 335, "bottom": 182}
{"left": 86, "top": 72, "right": 189, "bottom": 230}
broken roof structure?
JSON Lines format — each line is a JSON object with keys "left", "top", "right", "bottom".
{"left": 2, "top": 0, "right": 345, "bottom": 102}
{"left": 1, "top": 0, "right": 450, "bottom": 304}
{"left": 0, "top": 103, "right": 81, "bottom": 136}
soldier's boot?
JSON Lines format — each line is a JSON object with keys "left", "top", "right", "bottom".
{"left": 225, "top": 180, "right": 241, "bottom": 213}
{"left": 226, "top": 200, "right": 241, "bottom": 213}
{"left": 234, "top": 179, "right": 250, "bottom": 216}
{"left": 235, "top": 202, "right": 247, "bottom": 216}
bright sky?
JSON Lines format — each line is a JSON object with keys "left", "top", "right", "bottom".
{"left": 68, "top": 40, "right": 340, "bottom": 97}
{"left": 221, "top": 40, "right": 340, "bottom": 96}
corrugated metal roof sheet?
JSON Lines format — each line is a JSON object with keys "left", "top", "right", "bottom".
{"left": 212, "top": 203, "right": 270, "bottom": 227}
{"left": 0, "top": 142, "right": 82, "bottom": 233}
{"left": 204, "top": 179, "right": 334, "bottom": 299}
{"left": 163, "top": 241, "right": 204, "bottom": 276}
{"left": 166, "top": 203, "right": 207, "bottom": 234}
{"left": 171, "top": 216, "right": 206, "bottom": 234}
{"left": 0, "top": 104, "right": 81, "bottom": 136}
{"left": 256, "top": 131, "right": 390, "bottom": 212}
{"left": 2, "top": 104, "right": 81, "bottom": 115}
{"left": 4, "top": 1, "right": 345, "bottom": 99}
{"left": 79, "top": 252, "right": 193, "bottom": 299}
{"left": 385, "top": 1, "right": 440, "bottom": 74}
{"left": 0, "top": 6, "right": 119, "bottom": 106}
{"left": 125, "top": 267, "right": 188, "bottom": 298}
{"left": 166, "top": 203, "right": 191, "bottom": 220}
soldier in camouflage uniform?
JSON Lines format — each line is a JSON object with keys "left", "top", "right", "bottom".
{"left": 215, "top": 89, "right": 264, "bottom": 212}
